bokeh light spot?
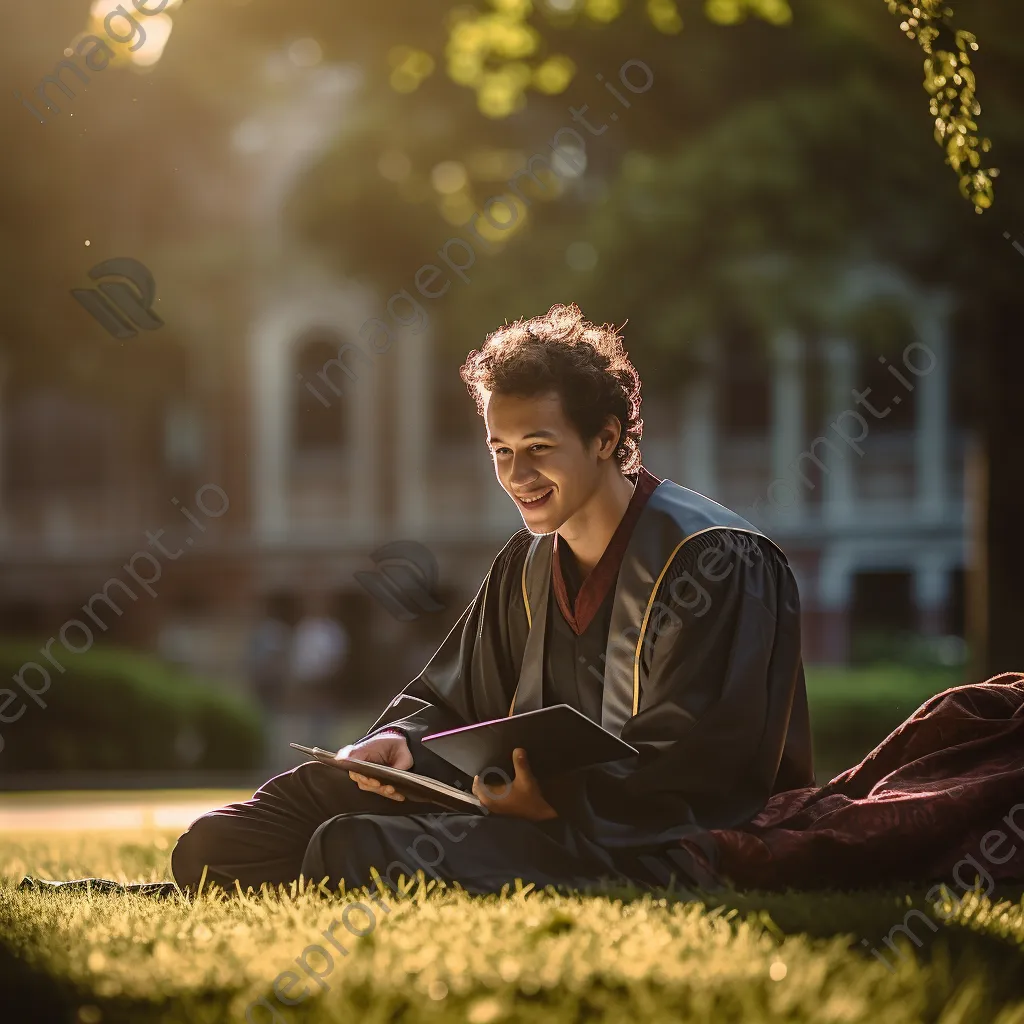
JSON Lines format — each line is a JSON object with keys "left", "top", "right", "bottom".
{"left": 533, "top": 56, "right": 576, "bottom": 94}
{"left": 585, "top": 0, "right": 623, "bottom": 22}
{"left": 432, "top": 161, "right": 469, "bottom": 195}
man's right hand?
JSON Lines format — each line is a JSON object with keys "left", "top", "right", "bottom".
{"left": 338, "top": 732, "right": 413, "bottom": 802}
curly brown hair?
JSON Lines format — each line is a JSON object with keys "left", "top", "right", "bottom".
{"left": 459, "top": 303, "right": 643, "bottom": 474}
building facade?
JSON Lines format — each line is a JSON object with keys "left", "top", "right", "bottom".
{"left": 0, "top": 60, "right": 972, "bottom": 717}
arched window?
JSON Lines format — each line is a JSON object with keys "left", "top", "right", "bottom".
{"left": 846, "top": 299, "right": 918, "bottom": 432}
{"left": 856, "top": 342, "right": 917, "bottom": 432}
{"left": 292, "top": 330, "right": 349, "bottom": 451}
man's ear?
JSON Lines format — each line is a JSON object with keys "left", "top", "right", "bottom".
{"left": 595, "top": 415, "right": 623, "bottom": 460}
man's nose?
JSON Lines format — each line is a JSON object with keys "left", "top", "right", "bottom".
{"left": 509, "top": 450, "right": 537, "bottom": 486}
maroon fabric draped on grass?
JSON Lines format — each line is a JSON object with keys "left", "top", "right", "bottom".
{"left": 682, "top": 674, "right": 1024, "bottom": 890}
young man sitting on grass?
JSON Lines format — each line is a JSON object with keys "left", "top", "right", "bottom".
{"left": 24, "top": 303, "right": 1024, "bottom": 901}
{"left": 167, "top": 302, "right": 814, "bottom": 896}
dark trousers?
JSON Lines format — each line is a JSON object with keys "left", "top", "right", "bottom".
{"left": 170, "top": 761, "right": 647, "bottom": 897}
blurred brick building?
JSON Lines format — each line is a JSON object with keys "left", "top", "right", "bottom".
{"left": 0, "top": 60, "right": 972, "bottom": 716}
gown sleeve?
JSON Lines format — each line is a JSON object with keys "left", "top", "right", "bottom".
{"left": 553, "top": 528, "right": 813, "bottom": 854}
{"left": 358, "top": 530, "right": 533, "bottom": 780}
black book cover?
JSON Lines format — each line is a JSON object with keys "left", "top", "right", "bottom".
{"left": 421, "top": 704, "right": 638, "bottom": 780}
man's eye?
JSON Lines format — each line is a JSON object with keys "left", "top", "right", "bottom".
{"left": 491, "top": 445, "right": 547, "bottom": 456}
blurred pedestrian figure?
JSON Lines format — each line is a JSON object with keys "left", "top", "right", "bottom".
{"left": 277, "top": 604, "right": 350, "bottom": 762}
{"left": 248, "top": 618, "right": 291, "bottom": 711}
{"left": 289, "top": 612, "right": 349, "bottom": 695}
{"left": 246, "top": 593, "right": 296, "bottom": 771}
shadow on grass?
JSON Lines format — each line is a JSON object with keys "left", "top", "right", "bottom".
{"left": 3, "top": 877, "right": 1024, "bottom": 1024}
{"left": 0, "top": 940, "right": 77, "bottom": 1024}
{"left": 0, "top": 940, "right": 241, "bottom": 1024}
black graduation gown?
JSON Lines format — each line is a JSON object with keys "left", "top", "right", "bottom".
{"left": 359, "top": 474, "right": 815, "bottom": 885}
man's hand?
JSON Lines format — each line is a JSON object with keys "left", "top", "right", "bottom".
{"left": 472, "top": 748, "right": 557, "bottom": 821}
{"left": 338, "top": 732, "right": 413, "bottom": 802}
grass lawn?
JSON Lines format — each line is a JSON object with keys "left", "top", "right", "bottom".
{"left": 3, "top": 820, "right": 1024, "bottom": 1023}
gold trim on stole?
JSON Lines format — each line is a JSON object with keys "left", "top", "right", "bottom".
{"left": 631, "top": 526, "right": 769, "bottom": 717}
{"left": 507, "top": 554, "right": 533, "bottom": 716}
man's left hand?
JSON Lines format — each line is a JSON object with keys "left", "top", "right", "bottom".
{"left": 472, "top": 748, "right": 558, "bottom": 821}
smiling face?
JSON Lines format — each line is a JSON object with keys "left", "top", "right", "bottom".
{"left": 485, "top": 389, "right": 620, "bottom": 534}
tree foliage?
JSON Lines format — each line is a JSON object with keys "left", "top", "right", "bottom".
{"left": 884, "top": 1, "right": 996, "bottom": 209}
{"left": 401, "top": 0, "right": 997, "bottom": 211}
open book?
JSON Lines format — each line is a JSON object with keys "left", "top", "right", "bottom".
{"left": 291, "top": 705, "right": 637, "bottom": 812}
{"left": 289, "top": 744, "right": 484, "bottom": 813}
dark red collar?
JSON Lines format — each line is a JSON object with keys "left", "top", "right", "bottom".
{"left": 552, "top": 466, "right": 662, "bottom": 636}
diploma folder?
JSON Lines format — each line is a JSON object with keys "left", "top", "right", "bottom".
{"left": 288, "top": 744, "right": 484, "bottom": 813}
{"left": 421, "top": 703, "right": 639, "bottom": 780}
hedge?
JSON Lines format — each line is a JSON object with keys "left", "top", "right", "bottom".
{"left": 805, "top": 662, "right": 966, "bottom": 784}
{"left": 0, "top": 643, "right": 265, "bottom": 773}
{"left": 0, "top": 643, "right": 969, "bottom": 780}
